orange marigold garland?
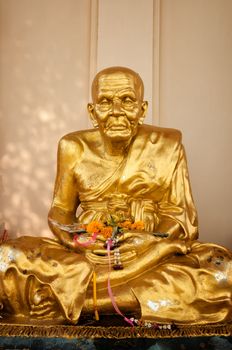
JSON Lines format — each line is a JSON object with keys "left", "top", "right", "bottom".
{"left": 131, "top": 220, "right": 144, "bottom": 230}
{"left": 73, "top": 217, "right": 145, "bottom": 266}
{"left": 86, "top": 221, "right": 104, "bottom": 234}
{"left": 73, "top": 218, "right": 145, "bottom": 245}
{"left": 101, "top": 226, "right": 113, "bottom": 239}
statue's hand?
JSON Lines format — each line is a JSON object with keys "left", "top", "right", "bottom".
{"left": 117, "top": 230, "right": 161, "bottom": 255}
{"left": 118, "top": 231, "right": 189, "bottom": 258}
{"left": 90, "top": 232, "right": 189, "bottom": 262}
{"left": 88, "top": 231, "right": 157, "bottom": 254}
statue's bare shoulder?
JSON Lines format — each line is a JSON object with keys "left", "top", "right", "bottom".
{"left": 58, "top": 129, "right": 99, "bottom": 158}
{"left": 137, "top": 124, "right": 182, "bottom": 147}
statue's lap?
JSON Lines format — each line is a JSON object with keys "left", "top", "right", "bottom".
{"left": 0, "top": 236, "right": 232, "bottom": 325}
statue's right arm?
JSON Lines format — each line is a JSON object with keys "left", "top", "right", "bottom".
{"left": 48, "top": 136, "right": 81, "bottom": 251}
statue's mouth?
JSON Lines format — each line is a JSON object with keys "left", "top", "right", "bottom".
{"left": 110, "top": 125, "right": 127, "bottom": 131}
{"left": 106, "top": 123, "right": 129, "bottom": 131}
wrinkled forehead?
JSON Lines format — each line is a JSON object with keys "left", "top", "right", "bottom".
{"left": 92, "top": 72, "right": 143, "bottom": 100}
{"left": 98, "top": 72, "right": 135, "bottom": 90}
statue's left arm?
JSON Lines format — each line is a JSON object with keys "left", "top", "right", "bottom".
{"left": 48, "top": 136, "right": 81, "bottom": 250}
{"left": 156, "top": 144, "right": 199, "bottom": 241}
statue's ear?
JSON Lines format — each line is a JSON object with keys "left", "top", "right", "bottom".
{"left": 87, "top": 103, "right": 98, "bottom": 128}
{"left": 138, "top": 101, "right": 148, "bottom": 125}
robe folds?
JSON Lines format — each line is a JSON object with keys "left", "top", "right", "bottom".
{"left": 0, "top": 125, "right": 232, "bottom": 325}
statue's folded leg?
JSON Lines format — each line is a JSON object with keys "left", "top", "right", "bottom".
{"left": 130, "top": 242, "right": 232, "bottom": 324}
{"left": 1, "top": 268, "right": 64, "bottom": 322}
{"left": 0, "top": 237, "right": 93, "bottom": 324}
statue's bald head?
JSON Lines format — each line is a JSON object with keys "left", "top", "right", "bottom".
{"left": 88, "top": 66, "right": 148, "bottom": 140}
{"left": 91, "top": 66, "right": 144, "bottom": 102}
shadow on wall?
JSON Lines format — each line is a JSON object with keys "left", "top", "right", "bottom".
{"left": 0, "top": 65, "right": 91, "bottom": 238}
{"left": 0, "top": 65, "right": 89, "bottom": 238}
{"left": 0, "top": 1, "right": 91, "bottom": 238}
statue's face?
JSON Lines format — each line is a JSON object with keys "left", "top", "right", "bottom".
{"left": 88, "top": 72, "right": 147, "bottom": 142}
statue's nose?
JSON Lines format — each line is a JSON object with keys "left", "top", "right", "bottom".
{"left": 111, "top": 99, "right": 122, "bottom": 116}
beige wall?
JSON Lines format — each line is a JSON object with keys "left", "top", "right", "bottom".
{"left": 97, "top": 0, "right": 155, "bottom": 124}
{"left": 0, "top": 0, "right": 91, "bottom": 237}
{"left": 0, "top": 0, "right": 231, "bottom": 248}
{"left": 160, "top": 0, "right": 232, "bottom": 247}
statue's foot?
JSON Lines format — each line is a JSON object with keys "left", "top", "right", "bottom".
{"left": 27, "top": 277, "right": 65, "bottom": 322}
{"left": 29, "top": 286, "right": 57, "bottom": 318}
{"left": 0, "top": 273, "right": 66, "bottom": 324}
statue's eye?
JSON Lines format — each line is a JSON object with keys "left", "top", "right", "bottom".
{"left": 122, "top": 97, "right": 135, "bottom": 107}
{"left": 98, "top": 99, "right": 111, "bottom": 109}
{"left": 100, "top": 99, "right": 109, "bottom": 105}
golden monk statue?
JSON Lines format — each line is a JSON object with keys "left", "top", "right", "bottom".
{"left": 0, "top": 67, "right": 232, "bottom": 326}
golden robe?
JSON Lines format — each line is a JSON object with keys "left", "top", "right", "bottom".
{"left": 0, "top": 125, "right": 232, "bottom": 325}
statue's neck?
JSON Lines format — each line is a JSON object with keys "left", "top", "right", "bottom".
{"left": 103, "top": 138, "right": 131, "bottom": 157}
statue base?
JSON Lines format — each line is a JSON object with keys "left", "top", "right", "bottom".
{"left": 0, "top": 319, "right": 232, "bottom": 350}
